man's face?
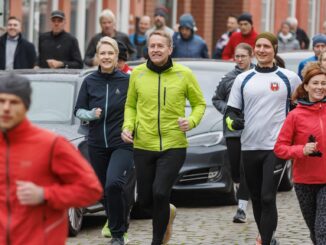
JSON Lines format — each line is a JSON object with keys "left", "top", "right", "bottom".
{"left": 148, "top": 34, "right": 172, "bottom": 66}
{"left": 0, "top": 93, "right": 27, "bottom": 131}
{"left": 313, "top": 43, "right": 326, "bottom": 57}
{"left": 254, "top": 38, "right": 275, "bottom": 67}
{"left": 226, "top": 17, "right": 238, "bottom": 32}
{"left": 280, "top": 23, "right": 290, "bottom": 35}
{"left": 7, "top": 19, "right": 21, "bottom": 38}
{"left": 238, "top": 21, "right": 252, "bottom": 35}
{"left": 139, "top": 16, "right": 151, "bottom": 34}
{"left": 179, "top": 26, "right": 192, "bottom": 39}
{"left": 51, "top": 17, "right": 65, "bottom": 34}
{"left": 154, "top": 15, "right": 165, "bottom": 29}
{"left": 100, "top": 17, "right": 115, "bottom": 36}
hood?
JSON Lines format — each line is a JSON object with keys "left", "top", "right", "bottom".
{"left": 179, "top": 14, "right": 196, "bottom": 31}
{"left": 296, "top": 97, "right": 326, "bottom": 110}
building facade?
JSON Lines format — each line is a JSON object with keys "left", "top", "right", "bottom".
{"left": 0, "top": 0, "right": 325, "bottom": 57}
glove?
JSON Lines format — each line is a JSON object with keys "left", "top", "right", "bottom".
{"left": 307, "top": 135, "right": 323, "bottom": 157}
{"left": 226, "top": 116, "right": 245, "bottom": 131}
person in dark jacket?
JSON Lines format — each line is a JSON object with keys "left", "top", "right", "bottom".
{"left": 84, "top": 9, "right": 135, "bottom": 67}
{"left": 212, "top": 43, "right": 254, "bottom": 224}
{"left": 286, "top": 17, "right": 310, "bottom": 49}
{"left": 0, "top": 16, "right": 36, "bottom": 70}
{"left": 172, "top": 13, "right": 208, "bottom": 58}
{"left": 37, "top": 10, "right": 83, "bottom": 69}
{"left": 75, "top": 36, "right": 133, "bottom": 245}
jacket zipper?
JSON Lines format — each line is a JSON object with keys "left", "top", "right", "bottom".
{"left": 4, "top": 133, "right": 11, "bottom": 245}
{"left": 164, "top": 87, "right": 166, "bottom": 106}
{"left": 158, "top": 74, "right": 162, "bottom": 151}
{"left": 104, "top": 84, "right": 109, "bottom": 148}
{"left": 319, "top": 103, "right": 325, "bottom": 151}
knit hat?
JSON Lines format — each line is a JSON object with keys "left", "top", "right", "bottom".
{"left": 179, "top": 14, "right": 196, "bottom": 31}
{"left": 0, "top": 72, "right": 32, "bottom": 109}
{"left": 117, "top": 41, "right": 128, "bottom": 61}
{"left": 255, "top": 32, "right": 278, "bottom": 55}
{"left": 154, "top": 7, "right": 168, "bottom": 18}
{"left": 237, "top": 13, "right": 253, "bottom": 25}
{"left": 312, "top": 34, "right": 326, "bottom": 47}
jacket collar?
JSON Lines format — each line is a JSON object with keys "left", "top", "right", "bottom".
{"left": 1, "top": 118, "right": 32, "bottom": 142}
{"left": 255, "top": 64, "right": 278, "bottom": 73}
{"left": 146, "top": 56, "right": 173, "bottom": 74}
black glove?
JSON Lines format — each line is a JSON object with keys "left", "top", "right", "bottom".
{"left": 307, "top": 135, "right": 323, "bottom": 157}
{"left": 225, "top": 107, "right": 245, "bottom": 131}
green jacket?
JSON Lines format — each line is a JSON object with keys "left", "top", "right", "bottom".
{"left": 123, "top": 62, "right": 206, "bottom": 151}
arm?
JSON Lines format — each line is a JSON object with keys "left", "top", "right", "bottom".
{"left": 221, "top": 37, "right": 234, "bottom": 60}
{"left": 84, "top": 36, "right": 97, "bottom": 67}
{"left": 212, "top": 75, "right": 229, "bottom": 114}
{"left": 26, "top": 42, "right": 37, "bottom": 68}
{"left": 122, "top": 72, "right": 137, "bottom": 133}
{"left": 62, "top": 38, "right": 83, "bottom": 69}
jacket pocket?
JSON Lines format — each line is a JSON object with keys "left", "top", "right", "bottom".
{"left": 164, "top": 87, "right": 166, "bottom": 106}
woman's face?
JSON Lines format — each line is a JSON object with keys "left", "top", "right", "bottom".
{"left": 304, "top": 74, "right": 326, "bottom": 102}
{"left": 234, "top": 48, "right": 251, "bottom": 70}
{"left": 97, "top": 43, "right": 117, "bottom": 72}
{"left": 148, "top": 34, "right": 172, "bottom": 67}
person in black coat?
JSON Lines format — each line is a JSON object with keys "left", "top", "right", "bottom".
{"left": 0, "top": 16, "right": 36, "bottom": 70}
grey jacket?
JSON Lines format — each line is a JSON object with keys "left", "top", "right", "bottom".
{"left": 212, "top": 64, "right": 254, "bottom": 138}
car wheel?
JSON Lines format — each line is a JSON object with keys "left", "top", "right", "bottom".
{"left": 278, "top": 160, "right": 293, "bottom": 191}
{"left": 68, "top": 207, "right": 84, "bottom": 237}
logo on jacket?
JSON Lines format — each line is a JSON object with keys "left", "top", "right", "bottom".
{"left": 115, "top": 88, "right": 120, "bottom": 95}
{"left": 270, "top": 82, "right": 279, "bottom": 91}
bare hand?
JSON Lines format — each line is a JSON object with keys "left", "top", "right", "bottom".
{"left": 94, "top": 108, "right": 102, "bottom": 118}
{"left": 303, "top": 142, "right": 317, "bottom": 156}
{"left": 178, "top": 117, "right": 190, "bottom": 132}
{"left": 46, "top": 59, "right": 64, "bottom": 68}
{"left": 16, "top": 181, "right": 44, "bottom": 205}
{"left": 121, "top": 129, "right": 133, "bottom": 143}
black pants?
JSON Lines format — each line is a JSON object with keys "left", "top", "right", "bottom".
{"left": 88, "top": 145, "right": 134, "bottom": 238}
{"left": 225, "top": 137, "right": 249, "bottom": 201}
{"left": 242, "top": 150, "right": 284, "bottom": 245}
{"left": 134, "top": 148, "right": 186, "bottom": 245}
{"left": 295, "top": 183, "right": 326, "bottom": 245}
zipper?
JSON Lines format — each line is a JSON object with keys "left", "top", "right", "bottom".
{"left": 134, "top": 122, "right": 139, "bottom": 139}
{"left": 158, "top": 74, "right": 162, "bottom": 151}
{"left": 4, "top": 132, "right": 11, "bottom": 245}
{"left": 164, "top": 87, "right": 166, "bottom": 106}
{"left": 319, "top": 103, "right": 325, "bottom": 150}
{"left": 104, "top": 84, "right": 109, "bottom": 148}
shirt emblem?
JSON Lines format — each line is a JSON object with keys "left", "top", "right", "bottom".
{"left": 270, "top": 82, "right": 279, "bottom": 91}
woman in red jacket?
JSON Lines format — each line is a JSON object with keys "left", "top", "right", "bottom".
{"left": 274, "top": 62, "right": 326, "bottom": 245}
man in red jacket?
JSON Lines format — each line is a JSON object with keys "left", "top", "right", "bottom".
{"left": 222, "top": 13, "right": 258, "bottom": 60}
{"left": 0, "top": 73, "right": 103, "bottom": 245}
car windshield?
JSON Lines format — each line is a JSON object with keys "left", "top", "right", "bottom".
{"left": 28, "top": 81, "right": 75, "bottom": 123}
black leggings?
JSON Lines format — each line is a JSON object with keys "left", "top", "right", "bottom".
{"left": 88, "top": 145, "right": 134, "bottom": 238}
{"left": 295, "top": 183, "right": 326, "bottom": 245}
{"left": 225, "top": 137, "right": 249, "bottom": 201}
{"left": 242, "top": 150, "right": 284, "bottom": 245}
{"left": 133, "top": 148, "right": 186, "bottom": 245}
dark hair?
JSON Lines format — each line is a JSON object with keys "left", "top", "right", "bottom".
{"left": 292, "top": 62, "right": 325, "bottom": 101}
{"left": 274, "top": 55, "right": 285, "bottom": 68}
{"left": 235, "top": 43, "right": 253, "bottom": 56}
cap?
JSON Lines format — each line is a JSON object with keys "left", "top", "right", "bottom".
{"left": 179, "top": 14, "right": 196, "bottom": 31}
{"left": 154, "top": 7, "right": 168, "bottom": 18}
{"left": 0, "top": 72, "right": 32, "bottom": 109}
{"left": 237, "top": 13, "right": 253, "bottom": 25}
{"left": 255, "top": 32, "right": 278, "bottom": 56}
{"left": 312, "top": 34, "right": 326, "bottom": 47}
{"left": 51, "top": 10, "right": 65, "bottom": 19}
{"left": 117, "top": 41, "right": 128, "bottom": 61}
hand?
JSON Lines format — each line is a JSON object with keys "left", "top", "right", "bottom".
{"left": 46, "top": 59, "right": 64, "bottom": 68}
{"left": 94, "top": 108, "right": 102, "bottom": 118}
{"left": 121, "top": 129, "right": 133, "bottom": 143}
{"left": 178, "top": 117, "right": 190, "bottom": 132}
{"left": 16, "top": 181, "right": 44, "bottom": 205}
{"left": 226, "top": 116, "right": 244, "bottom": 131}
{"left": 303, "top": 142, "right": 317, "bottom": 156}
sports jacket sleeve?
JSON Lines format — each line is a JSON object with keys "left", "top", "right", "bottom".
{"left": 84, "top": 36, "right": 98, "bottom": 67}
{"left": 221, "top": 35, "right": 234, "bottom": 60}
{"left": 212, "top": 75, "right": 228, "bottom": 114}
{"left": 186, "top": 70, "right": 206, "bottom": 129}
{"left": 274, "top": 113, "right": 305, "bottom": 160}
{"left": 122, "top": 71, "right": 137, "bottom": 132}
{"left": 43, "top": 136, "right": 102, "bottom": 210}
{"left": 62, "top": 37, "right": 83, "bottom": 69}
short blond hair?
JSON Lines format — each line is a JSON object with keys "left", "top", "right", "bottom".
{"left": 99, "top": 9, "right": 115, "bottom": 24}
{"left": 96, "top": 36, "right": 119, "bottom": 55}
{"left": 148, "top": 30, "right": 173, "bottom": 48}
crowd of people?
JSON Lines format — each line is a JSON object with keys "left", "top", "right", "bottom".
{"left": 0, "top": 5, "right": 326, "bottom": 245}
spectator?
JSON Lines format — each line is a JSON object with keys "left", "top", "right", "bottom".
{"left": 286, "top": 17, "right": 310, "bottom": 49}
{"left": 0, "top": 16, "right": 36, "bottom": 70}
{"left": 277, "top": 21, "right": 300, "bottom": 52}
{"left": 298, "top": 34, "right": 326, "bottom": 79}
{"left": 222, "top": 13, "right": 258, "bottom": 60}
{"left": 129, "top": 15, "right": 151, "bottom": 59}
{"left": 212, "top": 43, "right": 254, "bottom": 224}
{"left": 117, "top": 41, "right": 133, "bottom": 74}
{"left": 172, "top": 13, "right": 208, "bottom": 58}
{"left": 213, "top": 15, "right": 239, "bottom": 59}
{"left": 84, "top": 9, "right": 135, "bottom": 67}
{"left": 37, "top": 10, "right": 83, "bottom": 69}
{"left": 274, "top": 62, "right": 326, "bottom": 245}
{"left": 145, "top": 6, "right": 174, "bottom": 38}
{"left": 319, "top": 50, "right": 326, "bottom": 72}
{"left": 0, "top": 73, "right": 102, "bottom": 245}
{"left": 226, "top": 32, "right": 301, "bottom": 244}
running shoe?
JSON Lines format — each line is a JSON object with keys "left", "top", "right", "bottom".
{"left": 110, "top": 237, "right": 124, "bottom": 245}
{"left": 162, "top": 204, "right": 177, "bottom": 244}
{"left": 233, "top": 208, "right": 247, "bottom": 223}
{"left": 101, "top": 220, "right": 112, "bottom": 238}
{"left": 123, "top": 232, "right": 129, "bottom": 244}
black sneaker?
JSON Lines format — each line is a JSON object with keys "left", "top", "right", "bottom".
{"left": 233, "top": 208, "right": 247, "bottom": 223}
{"left": 270, "top": 237, "right": 280, "bottom": 245}
{"left": 110, "top": 237, "right": 125, "bottom": 245}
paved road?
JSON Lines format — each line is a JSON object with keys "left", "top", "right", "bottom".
{"left": 67, "top": 190, "right": 312, "bottom": 245}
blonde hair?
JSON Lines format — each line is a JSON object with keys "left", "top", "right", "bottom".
{"left": 148, "top": 30, "right": 173, "bottom": 48}
{"left": 99, "top": 9, "right": 116, "bottom": 24}
{"left": 96, "top": 36, "right": 119, "bottom": 55}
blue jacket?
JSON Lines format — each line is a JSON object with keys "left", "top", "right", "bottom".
{"left": 172, "top": 32, "right": 209, "bottom": 58}
{"left": 74, "top": 68, "right": 132, "bottom": 149}
{"left": 297, "top": 55, "right": 318, "bottom": 80}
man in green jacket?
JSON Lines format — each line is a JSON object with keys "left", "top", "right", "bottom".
{"left": 121, "top": 30, "right": 206, "bottom": 245}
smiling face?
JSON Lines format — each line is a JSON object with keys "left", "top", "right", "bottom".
{"left": 254, "top": 38, "right": 275, "bottom": 67}
{"left": 304, "top": 74, "right": 326, "bottom": 102}
{"left": 97, "top": 43, "right": 117, "bottom": 73}
{"left": 148, "top": 34, "right": 172, "bottom": 66}
{"left": 7, "top": 18, "right": 21, "bottom": 38}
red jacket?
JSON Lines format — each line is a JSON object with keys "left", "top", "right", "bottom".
{"left": 274, "top": 100, "right": 326, "bottom": 184}
{"left": 0, "top": 119, "right": 102, "bottom": 245}
{"left": 222, "top": 29, "right": 258, "bottom": 60}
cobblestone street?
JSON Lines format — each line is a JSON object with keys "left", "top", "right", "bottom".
{"left": 67, "top": 190, "right": 312, "bottom": 245}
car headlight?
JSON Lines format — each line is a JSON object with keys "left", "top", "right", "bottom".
{"left": 187, "top": 131, "right": 223, "bottom": 147}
